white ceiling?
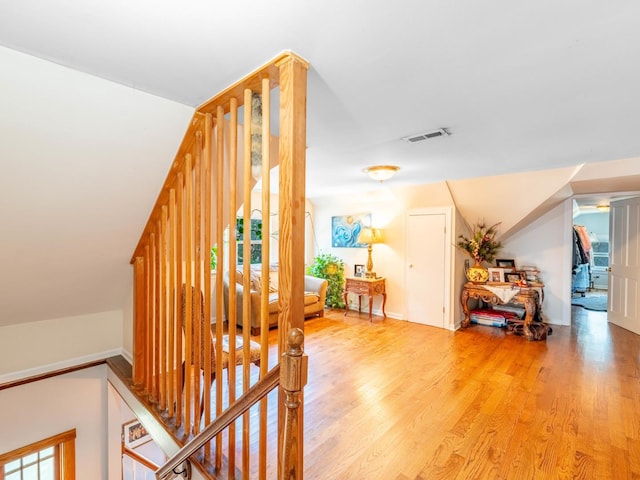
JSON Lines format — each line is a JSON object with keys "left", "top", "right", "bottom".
{"left": 2, "top": 1, "right": 640, "bottom": 326}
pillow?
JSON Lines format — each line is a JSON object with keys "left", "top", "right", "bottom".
{"left": 249, "top": 270, "right": 263, "bottom": 293}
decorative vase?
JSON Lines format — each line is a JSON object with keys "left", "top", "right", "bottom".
{"left": 465, "top": 260, "right": 489, "bottom": 284}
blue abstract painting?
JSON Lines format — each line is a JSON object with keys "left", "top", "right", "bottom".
{"left": 331, "top": 213, "right": 371, "bottom": 248}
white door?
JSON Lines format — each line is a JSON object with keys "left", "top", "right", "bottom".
{"left": 608, "top": 196, "right": 640, "bottom": 335}
{"left": 405, "top": 212, "right": 447, "bottom": 328}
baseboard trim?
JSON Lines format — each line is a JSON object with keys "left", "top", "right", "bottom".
{"left": 344, "top": 304, "right": 403, "bottom": 320}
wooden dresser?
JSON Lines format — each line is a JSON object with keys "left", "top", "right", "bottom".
{"left": 460, "top": 282, "right": 549, "bottom": 341}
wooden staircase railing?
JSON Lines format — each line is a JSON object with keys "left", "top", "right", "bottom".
{"left": 130, "top": 51, "right": 309, "bottom": 479}
{"left": 156, "top": 329, "right": 307, "bottom": 480}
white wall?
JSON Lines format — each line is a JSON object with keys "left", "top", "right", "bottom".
{"left": 311, "top": 188, "right": 409, "bottom": 319}
{"left": 0, "top": 310, "right": 123, "bottom": 379}
{"left": 122, "top": 290, "right": 134, "bottom": 362}
{"left": 0, "top": 45, "right": 194, "bottom": 332}
{"left": 500, "top": 200, "right": 573, "bottom": 326}
{"left": 311, "top": 182, "right": 574, "bottom": 328}
{"left": 573, "top": 211, "right": 610, "bottom": 242}
{"left": 0, "top": 365, "right": 109, "bottom": 479}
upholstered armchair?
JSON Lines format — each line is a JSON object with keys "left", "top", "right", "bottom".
{"left": 223, "top": 270, "right": 328, "bottom": 336}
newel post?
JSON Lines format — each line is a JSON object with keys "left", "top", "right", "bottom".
{"left": 280, "top": 328, "right": 308, "bottom": 480}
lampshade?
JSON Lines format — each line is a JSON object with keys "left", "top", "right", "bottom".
{"left": 362, "top": 165, "right": 399, "bottom": 182}
{"left": 358, "top": 228, "right": 384, "bottom": 245}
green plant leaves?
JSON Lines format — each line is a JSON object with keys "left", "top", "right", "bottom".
{"left": 307, "top": 252, "right": 345, "bottom": 308}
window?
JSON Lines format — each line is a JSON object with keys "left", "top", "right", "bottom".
{"left": 236, "top": 218, "right": 263, "bottom": 265}
{"left": 0, "top": 429, "right": 76, "bottom": 480}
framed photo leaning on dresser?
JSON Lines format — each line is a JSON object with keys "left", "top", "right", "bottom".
{"left": 495, "top": 258, "right": 516, "bottom": 272}
{"left": 505, "top": 272, "right": 522, "bottom": 283}
{"left": 487, "top": 267, "right": 505, "bottom": 283}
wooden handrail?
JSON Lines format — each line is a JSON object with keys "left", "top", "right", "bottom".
{"left": 155, "top": 364, "right": 280, "bottom": 480}
{"left": 122, "top": 443, "right": 160, "bottom": 472}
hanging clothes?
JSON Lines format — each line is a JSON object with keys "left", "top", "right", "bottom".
{"left": 572, "top": 225, "right": 592, "bottom": 294}
{"left": 574, "top": 225, "right": 591, "bottom": 264}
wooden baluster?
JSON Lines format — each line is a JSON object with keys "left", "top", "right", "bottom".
{"left": 225, "top": 100, "right": 237, "bottom": 474}
{"left": 144, "top": 245, "right": 152, "bottom": 396}
{"left": 175, "top": 173, "right": 184, "bottom": 428}
{"left": 184, "top": 154, "right": 193, "bottom": 433}
{"left": 168, "top": 189, "right": 177, "bottom": 418}
{"left": 213, "top": 104, "right": 227, "bottom": 470}
{"left": 160, "top": 206, "right": 168, "bottom": 411}
{"left": 155, "top": 221, "right": 164, "bottom": 408}
{"left": 150, "top": 232, "right": 159, "bottom": 402}
{"left": 194, "top": 139, "right": 202, "bottom": 436}
{"left": 203, "top": 115, "right": 213, "bottom": 460}
{"left": 242, "top": 87, "right": 253, "bottom": 475}
{"left": 259, "top": 76, "right": 271, "bottom": 480}
{"left": 133, "top": 256, "right": 145, "bottom": 388}
{"left": 280, "top": 328, "right": 308, "bottom": 480}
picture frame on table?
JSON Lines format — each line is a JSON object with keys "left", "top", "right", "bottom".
{"left": 354, "top": 264, "right": 365, "bottom": 277}
{"left": 487, "top": 267, "right": 505, "bottom": 283}
{"left": 495, "top": 258, "right": 516, "bottom": 272}
{"left": 123, "top": 420, "right": 151, "bottom": 449}
{"left": 505, "top": 271, "right": 522, "bottom": 283}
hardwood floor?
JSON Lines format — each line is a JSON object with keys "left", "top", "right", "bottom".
{"left": 285, "top": 306, "right": 640, "bottom": 479}
{"left": 112, "top": 289, "right": 633, "bottom": 478}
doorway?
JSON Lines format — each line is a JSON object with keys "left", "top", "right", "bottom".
{"left": 571, "top": 201, "right": 609, "bottom": 315}
{"left": 405, "top": 208, "right": 452, "bottom": 329}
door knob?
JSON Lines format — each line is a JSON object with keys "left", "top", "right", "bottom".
{"left": 408, "top": 264, "right": 413, "bottom": 268}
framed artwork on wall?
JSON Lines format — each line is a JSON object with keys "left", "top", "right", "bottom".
{"left": 123, "top": 420, "right": 151, "bottom": 449}
{"left": 331, "top": 213, "right": 371, "bottom": 248}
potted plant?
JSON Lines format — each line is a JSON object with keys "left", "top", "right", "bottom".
{"left": 307, "top": 253, "right": 345, "bottom": 308}
{"left": 211, "top": 245, "right": 218, "bottom": 271}
{"left": 457, "top": 220, "right": 502, "bottom": 283}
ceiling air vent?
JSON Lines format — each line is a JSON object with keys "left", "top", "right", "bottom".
{"left": 402, "top": 128, "right": 450, "bottom": 143}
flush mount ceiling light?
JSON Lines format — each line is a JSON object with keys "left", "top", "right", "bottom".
{"left": 363, "top": 165, "right": 400, "bottom": 182}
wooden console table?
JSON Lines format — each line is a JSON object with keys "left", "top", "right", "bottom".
{"left": 460, "top": 282, "right": 549, "bottom": 341}
{"left": 343, "top": 277, "right": 387, "bottom": 321}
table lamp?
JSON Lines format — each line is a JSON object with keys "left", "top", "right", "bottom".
{"left": 357, "top": 228, "right": 384, "bottom": 278}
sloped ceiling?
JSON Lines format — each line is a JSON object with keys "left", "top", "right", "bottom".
{"left": 0, "top": 47, "right": 193, "bottom": 326}
{"left": 2, "top": 2, "right": 640, "bottom": 327}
